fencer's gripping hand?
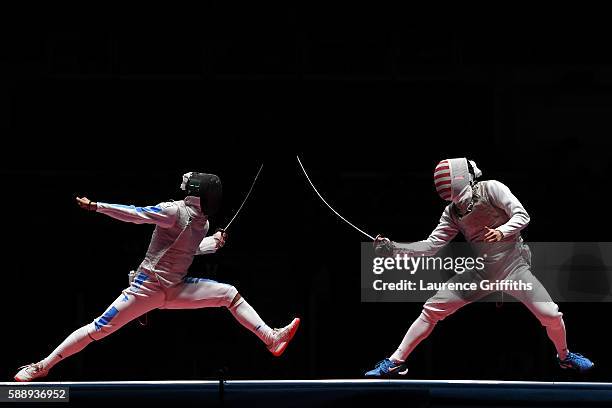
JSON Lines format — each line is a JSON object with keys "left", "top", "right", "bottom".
{"left": 76, "top": 196, "right": 98, "bottom": 212}
{"left": 483, "top": 226, "right": 503, "bottom": 242}
{"left": 374, "top": 234, "right": 394, "bottom": 257}
{"left": 213, "top": 229, "right": 228, "bottom": 249}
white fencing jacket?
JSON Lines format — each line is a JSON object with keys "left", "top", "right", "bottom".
{"left": 393, "top": 180, "right": 530, "bottom": 259}
{"left": 96, "top": 196, "right": 218, "bottom": 287}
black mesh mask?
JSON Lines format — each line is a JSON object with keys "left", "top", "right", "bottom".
{"left": 185, "top": 172, "right": 222, "bottom": 216}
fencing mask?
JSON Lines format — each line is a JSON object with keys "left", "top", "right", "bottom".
{"left": 180, "top": 172, "right": 222, "bottom": 216}
{"left": 434, "top": 158, "right": 482, "bottom": 211}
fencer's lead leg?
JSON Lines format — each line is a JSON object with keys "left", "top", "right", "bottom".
{"left": 228, "top": 294, "right": 275, "bottom": 345}
{"left": 365, "top": 311, "right": 438, "bottom": 378}
{"left": 162, "top": 280, "right": 301, "bottom": 357}
{"left": 227, "top": 294, "right": 301, "bottom": 357}
{"left": 390, "top": 313, "right": 436, "bottom": 363}
{"left": 227, "top": 292, "right": 300, "bottom": 356}
{"left": 364, "top": 314, "right": 436, "bottom": 378}
{"left": 390, "top": 269, "right": 490, "bottom": 364}
{"left": 366, "top": 268, "right": 492, "bottom": 378}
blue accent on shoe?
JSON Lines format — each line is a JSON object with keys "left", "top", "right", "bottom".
{"left": 365, "top": 358, "right": 409, "bottom": 378}
{"left": 558, "top": 351, "right": 594, "bottom": 373}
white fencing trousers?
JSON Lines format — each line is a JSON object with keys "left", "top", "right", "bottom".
{"left": 87, "top": 272, "right": 238, "bottom": 340}
{"left": 391, "top": 246, "right": 568, "bottom": 362}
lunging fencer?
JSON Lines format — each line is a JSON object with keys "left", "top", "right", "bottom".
{"left": 365, "top": 158, "right": 593, "bottom": 377}
{"left": 15, "top": 172, "right": 300, "bottom": 382}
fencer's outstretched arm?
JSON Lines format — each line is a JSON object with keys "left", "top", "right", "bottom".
{"left": 485, "top": 180, "right": 530, "bottom": 237}
{"left": 392, "top": 207, "right": 460, "bottom": 257}
{"left": 76, "top": 196, "right": 178, "bottom": 228}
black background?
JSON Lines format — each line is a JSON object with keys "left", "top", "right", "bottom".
{"left": 1, "top": 8, "right": 612, "bottom": 382}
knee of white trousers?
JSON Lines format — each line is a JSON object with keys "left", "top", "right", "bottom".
{"left": 67, "top": 324, "right": 97, "bottom": 346}
{"left": 223, "top": 285, "right": 240, "bottom": 309}
{"left": 86, "top": 319, "right": 122, "bottom": 341}
{"left": 86, "top": 322, "right": 107, "bottom": 341}
{"left": 422, "top": 302, "right": 454, "bottom": 324}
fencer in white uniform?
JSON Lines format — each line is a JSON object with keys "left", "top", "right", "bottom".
{"left": 15, "top": 172, "right": 300, "bottom": 382}
{"left": 365, "top": 158, "right": 594, "bottom": 377}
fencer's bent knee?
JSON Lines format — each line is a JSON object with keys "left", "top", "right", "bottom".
{"left": 418, "top": 311, "right": 437, "bottom": 325}
{"left": 223, "top": 285, "right": 240, "bottom": 309}
{"left": 421, "top": 301, "right": 461, "bottom": 324}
